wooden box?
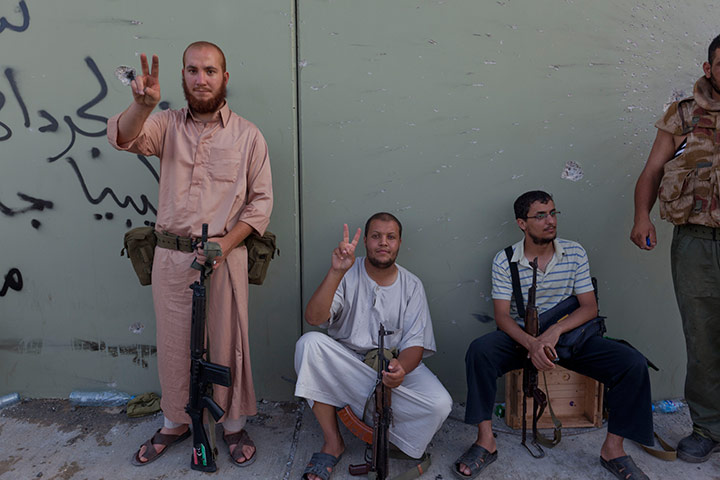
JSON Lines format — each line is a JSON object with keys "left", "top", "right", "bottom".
{"left": 504, "top": 366, "right": 604, "bottom": 429}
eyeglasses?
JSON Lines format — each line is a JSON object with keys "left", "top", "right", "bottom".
{"left": 526, "top": 210, "right": 561, "bottom": 221}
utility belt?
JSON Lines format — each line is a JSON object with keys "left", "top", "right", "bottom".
{"left": 677, "top": 223, "right": 720, "bottom": 241}
{"left": 122, "top": 226, "right": 277, "bottom": 286}
{"left": 155, "top": 231, "right": 197, "bottom": 252}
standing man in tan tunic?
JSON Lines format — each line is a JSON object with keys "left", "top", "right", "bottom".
{"left": 107, "top": 41, "right": 273, "bottom": 467}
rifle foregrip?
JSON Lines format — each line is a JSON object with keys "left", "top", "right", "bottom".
{"left": 202, "top": 396, "right": 225, "bottom": 422}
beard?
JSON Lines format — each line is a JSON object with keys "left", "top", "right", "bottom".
{"left": 182, "top": 77, "right": 226, "bottom": 114}
{"left": 710, "top": 72, "right": 720, "bottom": 96}
{"left": 367, "top": 251, "right": 397, "bottom": 269}
{"left": 528, "top": 230, "right": 556, "bottom": 245}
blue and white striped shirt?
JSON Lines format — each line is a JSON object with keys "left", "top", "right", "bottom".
{"left": 491, "top": 238, "right": 594, "bottom": 320}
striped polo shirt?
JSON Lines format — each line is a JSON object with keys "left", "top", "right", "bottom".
{"left": 491, "top": 238, "right": 594, "bottom": 321}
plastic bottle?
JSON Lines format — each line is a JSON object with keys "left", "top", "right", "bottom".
{"left": 652, "top": 399, "right": 683, "bottom": 413}
{"left": 494, "top": 403, "right": 506, "bottom": 418}
{"left": 0, "top": 393, "right": 21, "bottom": 409}
{"left": 69, "top": 391, "right": 132, "bottom": 407}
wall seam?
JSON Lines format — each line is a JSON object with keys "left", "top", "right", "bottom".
{"left": 292, "top": 0, "right": 304, "bottom": 335}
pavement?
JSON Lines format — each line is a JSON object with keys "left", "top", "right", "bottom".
{"left": 0, "top": 397, "right": 718, "bottom": 480}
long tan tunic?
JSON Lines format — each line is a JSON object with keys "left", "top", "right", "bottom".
{"left": 108, "top": 104, "right": 273, "bottom": 422}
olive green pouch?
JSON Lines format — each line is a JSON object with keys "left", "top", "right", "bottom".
{"left": 244, "top": 231, "right": 278, "bottom": 285}
{"left": 121, "top": 226, "right": 156, "bottom": 286}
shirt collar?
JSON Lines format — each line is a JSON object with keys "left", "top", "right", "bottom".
{"left": 182, "top": 101, "right": 231, "bottom": 127}
{"left": 511, "top": 238, "right": 565, "bottom": 270}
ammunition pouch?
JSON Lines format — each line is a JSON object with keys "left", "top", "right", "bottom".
{"left": 120, "top": 226, "right": 157, "bottom": 286}
{"left": 241, "top": 231, "right": 278, "bottom": 285}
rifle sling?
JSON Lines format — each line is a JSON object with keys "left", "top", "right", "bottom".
{"left": 505, "top": 246, "right": 526, "bottom": 319}
{"left": 534, "top": 372, "right": 561, "bottom": 448}
{"left": 637, "top": 433, "right": 677, "bottom": 461}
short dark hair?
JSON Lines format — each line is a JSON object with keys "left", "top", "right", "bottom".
{"left": 709, "top": 34, "right": 720, "bottom": 64}
{"left": 514, "top": 191, "right": 553, "bottom": 219}
{"left": 183, "top": 41, "right": 227, "bottom": 73}
{"left": 364, "top": 212, "right": 402, "bottom": 238}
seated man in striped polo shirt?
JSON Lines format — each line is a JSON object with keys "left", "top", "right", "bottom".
{"left": 454, "top": 191, "right": 653, "bottom": 480}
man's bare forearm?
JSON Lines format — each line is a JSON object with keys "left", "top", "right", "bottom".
{"left": 304, "top": 269, "right": 345, "bottom": 326}
{"left": 116, "top": 103, "right": 155, "bottom": 145}
{"left": 396, "top": 346, "right": 423, "bottom": 375}
{"left": 496, "top": 313, "right": 535, "bottom": 350}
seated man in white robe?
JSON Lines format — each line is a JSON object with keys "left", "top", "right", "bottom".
{"left": 295, "top": 212, "right": 452, "bottom": 480}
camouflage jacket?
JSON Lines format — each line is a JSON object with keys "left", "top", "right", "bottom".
{"left": 656, "top": 76, "right": 720, "bottom": 227}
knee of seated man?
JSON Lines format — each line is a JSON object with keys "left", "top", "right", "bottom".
{"left": 435, "top": 389, "right": 453, "bottom": 420}
{"left": 295, "top": 331, "right": 331, "bottom": 358}
{"left": 625, "top": 348, "right": 649, "bottom": 376}
{"left": 465, "top": 335, "right": 495, "bottom": 363}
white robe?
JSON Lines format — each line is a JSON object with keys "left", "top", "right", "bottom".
{"left": 294, "top": 259, "right": 451, "bottom": 458}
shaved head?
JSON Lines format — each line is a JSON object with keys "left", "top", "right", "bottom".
{"left": 183, "top": 41, "right": 226, "bottom": 73}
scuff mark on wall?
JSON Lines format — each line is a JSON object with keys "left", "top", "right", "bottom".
{"left": 561, "top": 161, "right": 584, "bottom": 182}
{"left": 72, "top": 339, "right": 156, "bottom": 368}
{"left": 129, "top": 322, "right": 144, "bottom": 334}
{"left": 0, "top": 338, "right": 41, "bottom": 354}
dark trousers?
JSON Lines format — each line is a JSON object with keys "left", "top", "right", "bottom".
{"left": 464, "top": 330, "right": 654, "bottom": 446}
{"left": 671, "top": 225, "right": 720, "bottom": 441}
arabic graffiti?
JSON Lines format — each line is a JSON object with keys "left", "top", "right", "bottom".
{"left": 0, "top": 1, "right": 29, "bottom": 35}
{"left": 1, "top": 268, "right": 23, "bottom": 297}
{"left": 1, "top": 54, "right": 159, "bottom": 222}
{"left": 0, "top": 58, "right": 108, "bottom": 162}
{"left": 66, "top": 156, "right": 157, "bottom": 216}
{"left": 0, "top": 192, "right": 54, "bottom": 228}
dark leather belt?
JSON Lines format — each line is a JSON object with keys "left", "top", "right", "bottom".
{"left": 155, "top": 231, "right": 195, "bottom": 252}
{"left": 678, "top": 224, "right": 720, "bottom": 240}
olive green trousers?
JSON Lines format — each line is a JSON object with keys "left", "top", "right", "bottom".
{"left": 671, "top": 225, "right": 720, "bottom": 441}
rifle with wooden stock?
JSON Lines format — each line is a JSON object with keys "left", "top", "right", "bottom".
{"left": 521, "top": 257, "right": 548, "bottom": 458}
{"left": 186, "top": 223, "right": 232, "bottom": 472}
{"left": 345, "top": 323, "right": 394, "bottom": 479}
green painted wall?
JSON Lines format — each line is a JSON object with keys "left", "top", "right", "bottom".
{"left": 297, "top": 0, "right": 718, "bottom": 401}
{"left": 1, "top": 1, "right": 716, "bottom": 402}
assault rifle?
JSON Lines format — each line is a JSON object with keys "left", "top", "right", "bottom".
{"left": 521, "top": 257, "right": 548, "bottom": 458}
{"left": 348, "top": 323, "right": 394, "bottom": 479}
{"left": 186, "top": 224, "right": 232, "bottom": 472}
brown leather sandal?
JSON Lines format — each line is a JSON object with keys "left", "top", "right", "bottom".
{"left": 131, "top": 427, "right": 191, "bottom": 466}
{"left": 223, "top": 429, "right": 257, "bottom": 467}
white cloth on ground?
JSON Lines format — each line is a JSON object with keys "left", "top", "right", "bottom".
{"left": 294, "top": 331, "right": 452, "bottom": 459}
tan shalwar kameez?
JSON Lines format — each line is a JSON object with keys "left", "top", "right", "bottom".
{"left": 108, "top": 103, "right": 273, "bottom": 423}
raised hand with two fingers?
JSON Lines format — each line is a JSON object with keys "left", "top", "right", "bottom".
{"left": 331, "top": 224, "right": 362, "bottom": 273}
{"left": 131, "top": 53, "right": 161, "bottom": 108}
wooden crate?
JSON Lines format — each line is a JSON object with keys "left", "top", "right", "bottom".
{"left": 504, "top": 366, "right": 603, "bottom": 429}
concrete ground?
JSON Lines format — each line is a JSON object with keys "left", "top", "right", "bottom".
{"left": 0, "top": 398, "right": 718, "bottom": 480}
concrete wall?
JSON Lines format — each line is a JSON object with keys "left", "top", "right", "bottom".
{"left": 1, "top": 1, "right": 717, "bottom": 401}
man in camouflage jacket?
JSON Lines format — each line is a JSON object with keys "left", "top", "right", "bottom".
{"left": 631, "top": 33, "right": 720, "bottom": 463}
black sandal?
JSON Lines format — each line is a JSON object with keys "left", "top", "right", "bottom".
{"left": 600, "top": 455, "right": 649, "bottom": 480}
{"left": 452, "top": 444, "right": 498, "bottom": 479}
{"left": 302, "top": 452, "right": 342, "bottom": 480}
